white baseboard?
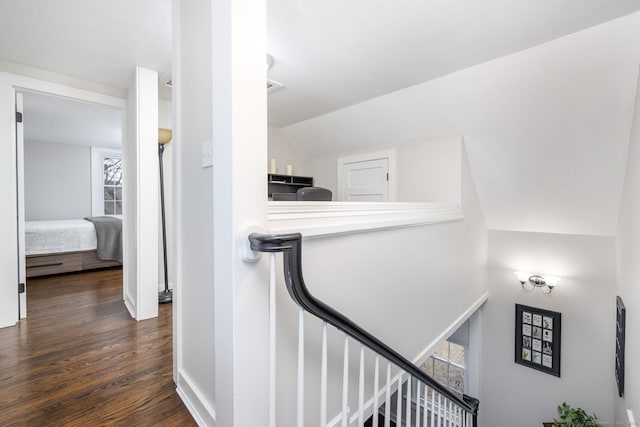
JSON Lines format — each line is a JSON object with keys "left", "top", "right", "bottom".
{"left": 123, "top": 294, "right": 136, "bottom": 319}
{"left": 176, "top": 370, "right": 216, "bottom": 426}
{"left": 413, "top": 291, "right": 489, "bottom": 366}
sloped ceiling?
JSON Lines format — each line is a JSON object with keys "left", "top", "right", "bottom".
{"left": 283, "top": 13, "right": 640, "bottom": 236}
{"left": 267, "top": 0, "right": 640, "bottom": 127}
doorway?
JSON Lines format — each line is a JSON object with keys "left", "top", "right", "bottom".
{"left": 15, "top": 90, "right": 125, "bottom": 318}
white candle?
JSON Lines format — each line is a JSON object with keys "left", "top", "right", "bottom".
{"left": 286, "top": 164, "right": 293, "bottom": 175}
{"left": 270, "top": 158, "right": 277, "bottom": 174}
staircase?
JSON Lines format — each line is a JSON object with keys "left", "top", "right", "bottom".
{"left": 249, "top": 232, "right": 480, "bottom": 427}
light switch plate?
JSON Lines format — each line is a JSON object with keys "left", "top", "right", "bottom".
{"left": 202, "top": 140, "right": 213, "bottom": 168}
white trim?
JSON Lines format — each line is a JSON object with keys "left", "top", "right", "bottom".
{"left": 16, "top": 91, "right": 26, "bottom": 319}
{"left": 177, "top": 370, "right": 217, "bottom": 426}
{"left": 267, "top": 201, "right": 463, "bottom": 238}
{"left": 91, "top": 147, "right": 123, "bottom": 216}
{"left": 171, "top": 0, "right": 182, "bottom": 386}
{"left": 413, "top": 292, "right": 489, "bottom": 367}
{"left": 327, "top": 291, "right": 488, "bottom": 427}
{"left": 337, "top": 149, "right": 396, "bottom": 202}
{"left": 123, "top": 293, "right": 136, "bottom": 319}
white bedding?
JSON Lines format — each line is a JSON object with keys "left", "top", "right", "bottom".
{"left": 25, "top": 219, "right": 97, "bottom": 255}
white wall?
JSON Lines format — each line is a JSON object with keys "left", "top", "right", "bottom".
{"left": 173, "top": 0, "right": 215, "bottom": 423}
{"left": 270, "top": 144, "right": 487, "bottom": 426}
{"left": 480, "top": 230, "right": 617, "bottom": 427}
{"left": 268, "top": 125, "right": 306, "bottom": 176}
{"left": 24, "top": 140, "right": 91, "bottom": 220}
{"left": 615, "top": 67, "right": 640, "bottom": 426}
{"left": 300, "top": 135, "right": 462, "bottom": 203}
{"left": 122, "top": 66, "right": 159, "bottom": 321}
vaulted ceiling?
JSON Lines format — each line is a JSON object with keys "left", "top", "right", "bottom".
{"left": 1, "top": 0, "right": 639, "bottom": 236}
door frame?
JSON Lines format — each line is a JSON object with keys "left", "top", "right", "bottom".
{"left": 337, "top": 149, "right": 397, "bottom": 202}
{"left": 8, "top": 77, "right": 125, "bottom": 324}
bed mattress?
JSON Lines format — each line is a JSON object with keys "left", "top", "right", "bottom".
{"left": 25, "top": 219, "right": 97, "bottom": 255}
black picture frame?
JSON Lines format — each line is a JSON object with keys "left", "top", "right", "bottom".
{"left": 615, "top": 296, "right": 626, "bottom": 397}
{"left": 515, "top": 304, "right": 561, "bottom": 377}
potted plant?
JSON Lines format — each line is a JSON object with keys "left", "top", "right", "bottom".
{"left": 551, "top": 402, "right": 603, "bottom": 427}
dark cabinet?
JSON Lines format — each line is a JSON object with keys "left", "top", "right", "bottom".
{"left": 268, "top": 174, "right": 313, "bottom": 197}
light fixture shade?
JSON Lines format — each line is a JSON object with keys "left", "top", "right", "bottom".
{"left": 514, "top": 271, "right": 530, "bottom": 283}
{"left": 158, "top": 128, "right": 172, "bottom": 145}
{"left": 545, "top": 276, "right": 560, "bottom": 286}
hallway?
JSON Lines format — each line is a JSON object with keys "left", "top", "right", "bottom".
{"left": 0, "top": 268, "right": 195, "bottom": 426}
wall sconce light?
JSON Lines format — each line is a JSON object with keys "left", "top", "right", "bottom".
{"left": 514, "top": 271, "right": 560, "bottom": 295}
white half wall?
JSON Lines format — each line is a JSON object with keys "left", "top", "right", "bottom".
{"left": 615, "top": 65, "right": 640, "bottom": 425}
{"left": 480, "top": 230, "right": 617, "bottom": 427}
{"left": 24, "top": 140, "right": 91, "bottom": 220}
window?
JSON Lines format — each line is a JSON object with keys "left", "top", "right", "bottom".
{"left": 422, "top": 340, "right": 466, "bottom": 396}
{"left": 91, "top": 147, "right": 123, "bottom": 216}
{"left": 103, "top": 156, "right": 123, "bottom": 215}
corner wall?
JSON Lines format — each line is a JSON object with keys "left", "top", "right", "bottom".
{"left": 480, "top": 230, "right": 617, "bottom": 426}
{"left": 173, "top": 0, "right": 215, "bottom": 423}
{"left": 615, "top": 66, "right": 640, "bottom": 425}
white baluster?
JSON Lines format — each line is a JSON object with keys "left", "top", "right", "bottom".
{"left": 297, "top": 307, "right": 304, "bottom": 427}
{"left": 320, "top": 322, "right": 327, "bottom": 427}
{"left": 358, "top": 346, "right": 365, "bottom": 426}
{"left": 430, "top": 390, "right": 435, "bottom": 427}
{"left": 342, "top": 336, "right": 349, "bottom": 427}
{"left": 405, "top": 377, "right": 411, "bottom": 427}
{"left": 414, "top": 382, "right": 421, "bottom": 427}
{"left": 269, "top": 254, "right": 276, "bottom": 427}
{"left": 438, "top": 394, "right": 442, "bottom": 427}
{"left": 454, "top": 401, "right": 457, "bottom": 426}
{"left": 384, "top": 362, "right": 391, "bottom": 427}
{"left": 422, "top": 385, "right": 428, "bottom": 427}
{"left": 396, "top": 372, "right": 403, "bottom": 426}
{"left": 373, "top": 356, "right": 380, "bottom": 427}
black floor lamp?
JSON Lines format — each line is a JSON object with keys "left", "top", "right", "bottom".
{"left": 158, "top": 128, "right": 173, "bottom": 304}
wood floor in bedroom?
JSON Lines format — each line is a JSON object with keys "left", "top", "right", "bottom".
{"left": 0, "top": 268, "right": 196, "bottom": 426}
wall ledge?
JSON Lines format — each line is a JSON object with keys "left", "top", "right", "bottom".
{"left": 267, "top": 201, "right": 463, "bottom": 238}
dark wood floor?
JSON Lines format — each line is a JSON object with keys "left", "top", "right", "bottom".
{"left": 0, "top": 268, "right": 196, "bottom": 426}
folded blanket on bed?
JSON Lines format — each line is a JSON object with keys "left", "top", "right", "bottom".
{"left": 84, "top": 216, "right": 123, "bottom": 262}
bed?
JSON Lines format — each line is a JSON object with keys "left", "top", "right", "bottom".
{"left": 25, "top": 219, "right": 122, "bottom": 278}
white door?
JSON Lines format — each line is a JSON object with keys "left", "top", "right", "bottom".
{"left": 339, "top": 157, "right": 389, "bottom": 201}
{"left": 15, "top": 92, "right": 27, "bottom": 319}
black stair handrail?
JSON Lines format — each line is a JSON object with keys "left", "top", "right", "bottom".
{"left": 249, "top": 232, "right": 480, "bottom": 418}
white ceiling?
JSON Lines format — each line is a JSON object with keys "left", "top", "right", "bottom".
{"left": 22, "top": 92, "right": 122, "bottom": 149}
{"left": 0, "top": 0, "right": 171, "bottom": 98}
{"left": 267, "top": 0, "right": 640, "bottom": 127}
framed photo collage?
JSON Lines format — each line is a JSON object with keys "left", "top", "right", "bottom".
{"left": 515, "top": 304, "right": 561, "bottom": 377}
